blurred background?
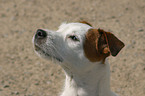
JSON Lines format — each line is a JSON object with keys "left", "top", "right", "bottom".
{"left": 0, "top": 0, "right": 145, "bottom": 96}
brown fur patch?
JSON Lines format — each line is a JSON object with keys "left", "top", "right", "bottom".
{"left": 84, "top": 29, "right": 125, "bottom": 63}
{"left": 84, "top": 29, "right": 110, "bottom": 63}
{"left": 79, "top": 21, "right": 92, "bottom": 27}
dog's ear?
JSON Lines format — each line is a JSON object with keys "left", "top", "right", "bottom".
{"left": 97, "top": 29, "right": 125, "bottom": 56}
{"left": 84, "top": 29, "right": 124, "bottom": 62}
{"left": 79, "top": 21, "right": 92, "bottom": 27}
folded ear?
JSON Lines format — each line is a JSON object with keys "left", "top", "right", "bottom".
{"left": 98, "top": 29, "right": 125, "bottom": 56}
{"left": 84, "top": 29, "right": 125, "bottom": 63}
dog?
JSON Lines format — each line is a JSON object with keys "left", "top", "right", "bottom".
{"left": 32, "top": 21, "right": 125, "bottom": 96}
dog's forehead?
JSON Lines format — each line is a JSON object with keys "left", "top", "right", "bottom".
{"left": 57, "top": 23, "right": 92, "bottom": 35}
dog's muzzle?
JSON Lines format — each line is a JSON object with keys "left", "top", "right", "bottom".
{"left": 33, "top": 29, "right": 63, "bottom": 62}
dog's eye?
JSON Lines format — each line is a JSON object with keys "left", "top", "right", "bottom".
{"left": 69, "top": 35, "right": 79, "bottom": 41}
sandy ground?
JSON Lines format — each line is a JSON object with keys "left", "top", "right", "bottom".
{"left": 0, "top": 0, "right": 145, "bottom": 96}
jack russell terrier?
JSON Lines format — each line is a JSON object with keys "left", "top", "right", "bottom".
{"left": 32, "top": 21, "right": 125, "bottom": 96}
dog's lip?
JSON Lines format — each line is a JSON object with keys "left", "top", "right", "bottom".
{"left": 34, "top": 45, "right": 50, "bottom": 57}
{"left": 34, "top": 45, "right": 63, "bottom": 62}
{"left": 34, "top": 45, "right": 41, "bottom": 51}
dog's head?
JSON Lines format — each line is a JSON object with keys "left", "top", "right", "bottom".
{"left": 32, "top": 21, "right": 124, "bottom": 71}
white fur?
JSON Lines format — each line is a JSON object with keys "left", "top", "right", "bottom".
{"left": 33, "top": 22, "right": 118, "bottom": 96}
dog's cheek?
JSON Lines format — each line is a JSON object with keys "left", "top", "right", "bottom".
{"left": 83, "top": 29, "right": 100, "bottom": 62}
{"left": 83, "top": 29, "right": 108, "bottom": 63}
{"left": 66, "top": 39, "right": 80, "bottom": 50}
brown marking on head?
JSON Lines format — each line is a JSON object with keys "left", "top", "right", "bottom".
{"left": 79, "top": 21, "right": 92, "bottom": 27}
{"left": 84, "top": 29, "right": 125, "bottom": 63}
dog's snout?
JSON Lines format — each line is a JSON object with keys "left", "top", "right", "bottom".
{"left": 36, "top": 29, "right": 47, "bottom": 39}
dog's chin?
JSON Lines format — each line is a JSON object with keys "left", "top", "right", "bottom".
{"left": 34, "top": 45, "right": 63, "bottom": 62}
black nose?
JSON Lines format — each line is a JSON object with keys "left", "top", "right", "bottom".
{"left": 36, "top": 29, "right": 47, "bottom": 39}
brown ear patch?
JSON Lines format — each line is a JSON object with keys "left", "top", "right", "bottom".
{"left": 84, "top": 29, "right": 125, "bottom": 63}
{"left": 79, "top": 21, "right": 92, "bottom": 27}
{"left": 83, "top": 29, "right": 110, "bottom": 62}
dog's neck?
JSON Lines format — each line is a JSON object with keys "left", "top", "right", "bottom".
{"left": 60, "top": 60, "right": 115, "bottom": 96}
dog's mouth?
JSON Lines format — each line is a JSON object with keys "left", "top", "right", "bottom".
{"left": 34, "top": 45, "right": 63, "bottom": 62}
